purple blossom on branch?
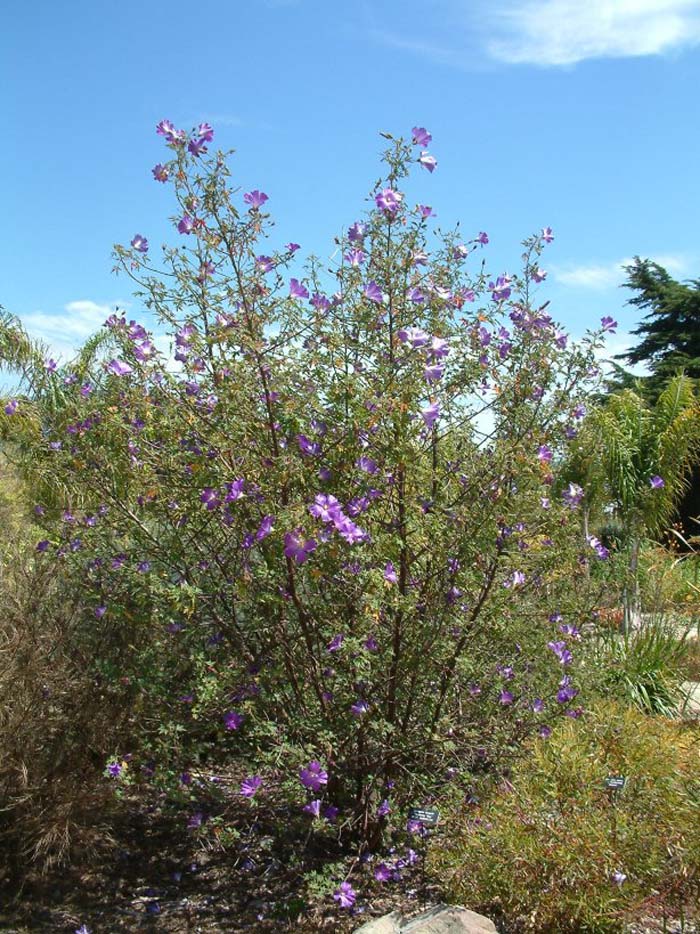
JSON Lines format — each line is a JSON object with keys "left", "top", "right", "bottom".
{"left": 224, "top": 711, "right": 244, "bottom": 730}
{"left": 375, "top": 187, "right": 402, "bottom": 215}
{"left": 107, "top": 359, "right": 133, "bottom": 377}
{"left": 411, "top": 126, "right": 432, "bottom": 147}
{"left": 418, "top": 151, "right": 437, "bottom": 173}
{"left": 333, "top": 881, "right": 356, "bottom": 908}
{"left": 244, "top": 190, "right": 269, "bottom": 210}
{"left": 289, "top": 278, "right": 309, "bottom": 300}
{"left": 284, "top": 532, "right": 317, "bottom": 564}
{"left": 300, "top": 760, "right": 328, "bottom": 791}
{"left": 363, "top": 280, "right": 384, "bottom": 303}
{"left": 240, "top": 775, "right": 263, "bottom": 798}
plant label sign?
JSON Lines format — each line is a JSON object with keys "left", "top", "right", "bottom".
{"left": 408, "top": 806, "right": 440, "bottom": 826}
{"left": 604, "top": 775, "right": 626, "bottom": 791}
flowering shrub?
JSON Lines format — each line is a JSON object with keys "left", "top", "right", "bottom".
{"left": 4, "top": 121, "right": 613, "bottom": 846}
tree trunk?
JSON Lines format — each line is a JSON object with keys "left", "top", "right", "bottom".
{"left": 622, "top": 534, "right": 642, "bottom": 632}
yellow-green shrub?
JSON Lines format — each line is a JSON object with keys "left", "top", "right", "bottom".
{"left": 431, "top": 703, "right": 700, "bottom": 933}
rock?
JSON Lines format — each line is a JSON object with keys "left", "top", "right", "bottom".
{"left": 353, "top": 910, "right": 402, "bottom": 933}
{"left": 354, "top": 904, "right": 497, "bottom": 934}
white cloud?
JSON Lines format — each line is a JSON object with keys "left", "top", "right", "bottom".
{"left": 367, "top": 0, "right": 700, "bottom": 69}
{"left": 552, "top": 253, "right": 689, "bottom": 290}
{"left": 486, "top": 0, "right": 700, "bottom": 66}
{"left": 21, "top": 300, "right": 127, "bottom": 360}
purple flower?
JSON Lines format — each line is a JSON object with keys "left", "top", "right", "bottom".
{"left": 424, "top": 364, "right": 445, "bottom": 384}
{"left": 255, "top": 514, "right": 275, "bottom": 541}
{"left": 196, "top": 122, "right": 214, "bottom": 142}
{"left": 75, "top": 926, "right": 92, "bottom": 934}
{"left": 556, "top": 677, "right": 578, "bottom": 705}
{"left": 4, "top": 399, "right": 18, "bottom": 415}
{"left": 297, "top": 434, "right": 321, "bottom": 456}
{"left": 548, "top": 640, "right": 573, "bottom": 665}
{"left": 490, "top": 274, "right": 512, "bottom": 302}
{"left": 286, "top": 241, "right": 300, "bottom": 252}
{"left": 200, "top": 487, "right": 221, "bottom": 511}
{"left": 130, "top": 234, "right": 148, "bottom": 253}
{"left": 375, "top": 187, "right": 403, "bottom": 215}
{"left": 107, "top": 359, "right": 133, "bottom": 377}
{"left": 374, "top": 863, "right": 392, "bottom": 882}
{"left": 256, "top": 255, "right": 274, "bottom": 273}
{"left": 311, "top": 293, "right": 331, "bottom": 313}
{"left": 327, "top": 633, "right": 345, "bottom": 653}
{"left": 303, "top": 799, "right": 322, "bottom": 817}
{"left": 95, "top": 605, "right": 107, "bottom": 619}
{"left": 611, "top": 870, "right": 627, "bottom": 886}
{"left": 36, "top": 540, "right": 50, "bottom": 553}
{"left": 300, "top": 760, "right": 328, "bottom": 792}
{"left": 309, "top": 493, "right": 342, "bottom": 523}
{"left": 541, "top": 226, "right": 554, "bottom": 243}
{"left": 323, "top": 805, "right": 340, "bottom": 822}
{"left": 284, "top": 532, "right": 317, "bottom": 564}
{"left": 377, "top": 798, "right": 391, "bottom": 817}
{"left": 106, "top": 760, "right": 122, "bottom": 777}
{"left": 156, "top": 119, "right": 184, "bottom": 143}
{"left": 398, "top": 326, "right": 430, "bottom": 348}
{"left": 289, "top": 278, "right": 309, "bottom": 299}
{"left": 345, "top": 248, "right": 366, "bottom": 266}
{"left": 333, "top": 881, "right": 356, "bottom": 909}
{"left": 538, "top": 444, "right": 553, "bottom": 463}
{"left": 649, "top": 475, "right": 664, "bottom": 489}
{"left": 562, "top": 483, "right": 584, "bottom": 509}
{"left": 364, "top": 280, "right": 384, "bottom": 303}
{"left": 384, "top": 561, "right": 398, "bottom": 584}
{"left": 225, "top": 478, "right": 245, "bottom": 502}
{"left": 348, "top": 221, "right": 366, "bottom": 242}
{"left": 428, "top": 336, "right": 450, "bottom": 359}
{"left": 224, "top": 711, "right": 244, "bottom": 730}
{"left": 187, "top": 135, "right": 208, "bottom": 156}
{"left": 411, "top": 126, "right": 432, "bottom": 147}
{"left": 240, "top": 775, "right": 263, "bottom": 798}
{"left": 477, "top": 231, "right": 489, "bottom": 245}
{"left": 151, "top": 162, "right": 170, "bottom": 182}
{"left": 601, "top": 316, "right": 618, "bottom": 333}
{"left": 357, "top": 455, "right": 378, "bottom": 474}
{"left": 187, "top": 811, "right": 204, "bottom": 829}
{"left": 532, "top": 267, "right": 547, "bottom": 283}
{"left": 418, "top": 151, "right": 437, "bottom": 173}
{"left": 500, "top": 690, "right": 514, "bottom": 705}
{"left": 351, "top": 699, "right": 369, "bottom": 717}
{"left": 178, "top": 214, "right": 194, "bottom": 235}
{"left": 244, "top": 190, "right": 269, "bottom": 209}
{"left": 421, "top": 401, "right": 440, "bottom": 429}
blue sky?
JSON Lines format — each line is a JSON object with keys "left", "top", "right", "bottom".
{"left": 3, "top": 0, "right": 700, "bottom": 365}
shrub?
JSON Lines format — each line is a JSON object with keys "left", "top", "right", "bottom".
{"left": 430, "top": 702, "right": 700, "bottom": 933}
{"left": 0, "top": 535, "right": 137, "bottom": 870}
{"left": 1, "top": 121, "right": 613, "bottom": 848}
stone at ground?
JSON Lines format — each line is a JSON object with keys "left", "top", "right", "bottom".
{"left": 354, "top": 904, "right": 497, "bottom": 933}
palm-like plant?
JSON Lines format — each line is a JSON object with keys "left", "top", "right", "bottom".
{"left": 583, "top": 375, "right": 700, "bottom": 628}
{"left": 0, "top": 305, "right": 118, "bottom": 508}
